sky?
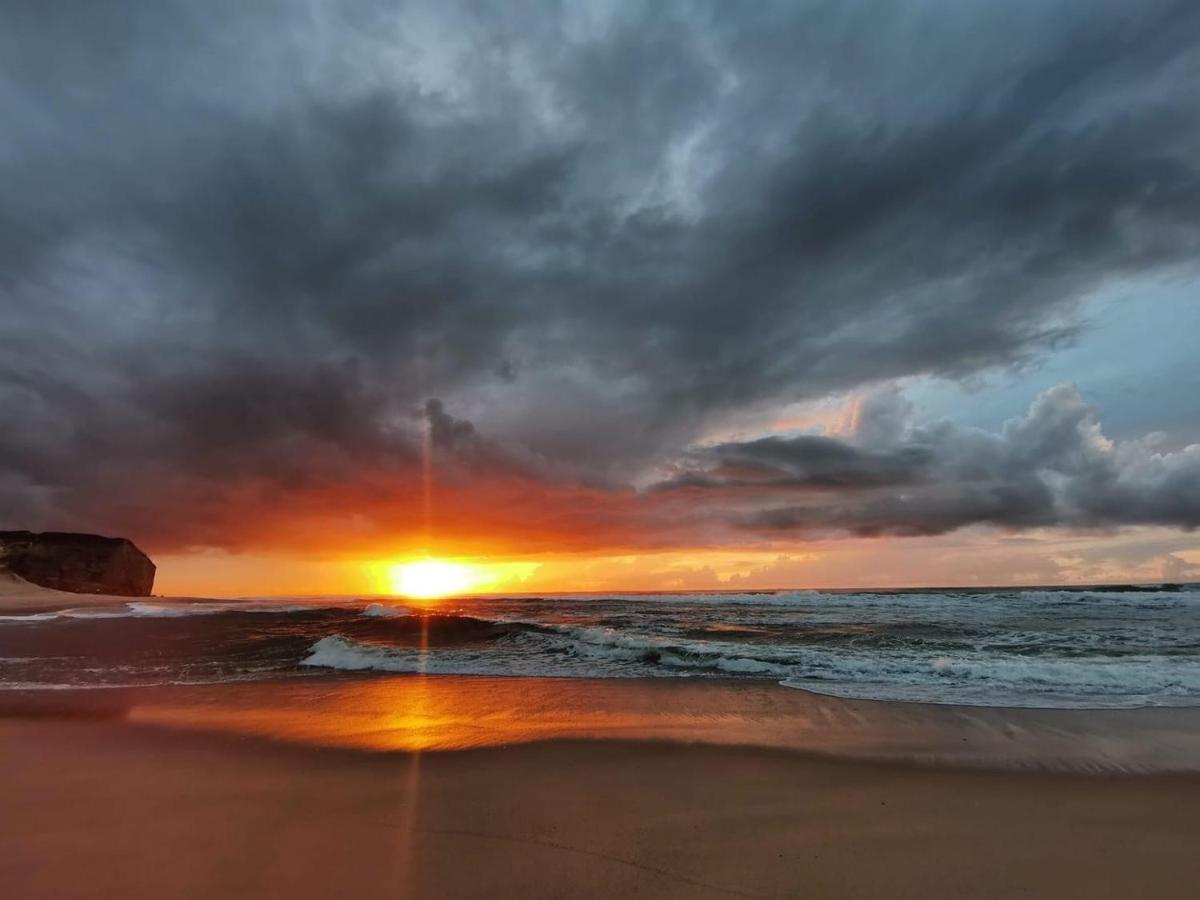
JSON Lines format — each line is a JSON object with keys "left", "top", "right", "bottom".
{"left": 2, "top": 0, "right": 1199, "bottom": 595}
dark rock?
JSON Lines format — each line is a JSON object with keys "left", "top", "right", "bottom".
{"left": 0, "top": 531, "right": 155, "bottom": 596}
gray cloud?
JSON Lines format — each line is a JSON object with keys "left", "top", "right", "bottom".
{"left": 666, "top": 384, "right": 1200, "bottom": 537}
{"left": 2, "top": 1, "right": 1200, "bottom": 549}
{"left": 659, "top": 436, "right": 934, "bottom": 491}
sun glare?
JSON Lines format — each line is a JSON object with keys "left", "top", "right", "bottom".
{"left": 390, "top": 559, "right": 479, "bottom": 599}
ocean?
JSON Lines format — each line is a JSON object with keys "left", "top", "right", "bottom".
{"left": 3, "top": 586, "right": 1199, "bottom": 709}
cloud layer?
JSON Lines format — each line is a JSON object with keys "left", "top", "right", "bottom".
{"left": 2, "top": 1, "right": 1199, "bottom": 554}
{"left": 661, "top": 384, "right": 1200, "bottom": 538}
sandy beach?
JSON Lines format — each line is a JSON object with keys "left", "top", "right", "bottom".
{"left": 2, "top": 674, "right": 1200, "bottom": 900}
{"left": 0, "top": 572, "right": 136, "bottom": 612}
{"left": 2, "top": 713, "right": 1198, "bottom": 900}
{"left": 4, "top": 586, "right": 1200, "bottom": 897}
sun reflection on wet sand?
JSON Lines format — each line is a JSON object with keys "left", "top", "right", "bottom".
{"left": 113, "top": 675, "right": 1200, "bottom": 772}
{"left": 394, "top": 676, "right": 426, "bottom": 894}
{"left": 126, "top": 676, "right": 736, "bottom": 751}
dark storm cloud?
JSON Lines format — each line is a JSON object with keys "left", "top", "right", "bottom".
{"left": 664, "top": 385, "right": 1200, "bottom": 537}
{"left": 2, "top": 0, "right": 1200, "bottom": 549}
{"left": 658, "top": 436, "right": 934, "bottom": 491}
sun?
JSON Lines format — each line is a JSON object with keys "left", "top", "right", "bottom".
{"left": 389, "top": 559, "right": 479, "bottom": 599}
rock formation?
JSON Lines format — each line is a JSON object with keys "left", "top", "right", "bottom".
{"left": 0, "top": 531, "right": 156, "bottom": 596}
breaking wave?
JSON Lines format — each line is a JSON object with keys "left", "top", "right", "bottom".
{"left": 0, "top": 600, "right": 336, "bottom": 623}
{"left": 295, "top": 607, "right": 1200, "bottom": 708}
{"left": 5, "top": 587, "right": 1200, "bottom": 707}
{"left": 362, "top": 603, "right": 409, "bottom": 618}
{"left": 303, "top": 635, "right": 421, "bottom": 672}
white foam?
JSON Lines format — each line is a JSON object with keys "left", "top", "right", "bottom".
{"left": 300, "top": 634, "right": 623, "bottom": 678}
{"left": 0, "top": 681, "right": 129, "bottom": 690}
{"left": 0, "top": 673, "right": 285, "bottom": 690}
{"left": 302, "top": 636, "right": 422, "bottom": 672}
{"left": 0, "top": 600, "right": 334, "bottom": 625}
{"left": 62, "top": 607, "right": 142, "bottom": 619}
{"left": 126, "top": 601, "right": 320, "bottom": 617}
{"left": 362, "top": 603, "right": 410, "bottom": 618}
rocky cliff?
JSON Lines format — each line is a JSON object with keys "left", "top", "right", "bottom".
{"left": 0, "top": 531, "right": 156, "bottom": 597}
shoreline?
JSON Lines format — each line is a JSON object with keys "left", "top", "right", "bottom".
{"left": 4, "top": 714, "right": 1199, "bottom": 899}
{"left": 5, "top": 673, "right": 1200, "bottom": 774}
{"left": 6, "top": 651, "right": 1200, "bottom": 896}
{"left": 0, "top": 572, "right": 162, "bottom": 613}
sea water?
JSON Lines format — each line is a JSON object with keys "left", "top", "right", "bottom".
{"left": 2, "top": 587, "right": 1199, "bottom": 709}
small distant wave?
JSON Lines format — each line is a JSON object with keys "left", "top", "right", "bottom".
{"left": 0, "top": 681, "right": 132, "bottom": 691}
{"left": 126, "top": 601, "right": 326, "bottom": 617}
{"left": 0, "top": 600, "right": 339, "bottom": 624}
{"left": 0, "top": 612, "right": 62, "bottom": 623}
{"left": 0, "top": 608, "right": 135, "bottom": 623}
{"left": 539, "top": 591, "right": 818, "bottom": 607}
{"left": 0, "top": 673, "right": 290, "bottom": 691}
{"left": 504, "top": 588, "right": 1200, "bottom": 615}
{"left": 362, "top": 603, "right": 410, "bottom": 618}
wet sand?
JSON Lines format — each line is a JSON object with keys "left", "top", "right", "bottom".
{"left": 3, "top": 677, "right": 1200, "bottom": 898}
{"left": 54, "top": 674, "right": 1200, "bottom": 772}
{"left": 3, "top": 716, "right": 1199, "bottom": 899}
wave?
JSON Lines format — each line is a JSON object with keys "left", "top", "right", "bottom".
{"left": 508, "top": 587, "right": 1197, "bottom": 608}
{"left": 529, "top": 591, "right": 819, "bottom": 607}
{"left": 127, "top": 601, "right": 330, "bottom": 617}
{"left": 301, "top": 626, "right": 799, "bottom": 679}
{"left": 297, "top": 613, "right": 1200, "bottom": 708}
{"left": 0, "top": 612, "right": 62, "bottom": 623}
{"left": 0, "top": 673, "right": 292, "bottom": 690}
{"left": 302, "top": 636, "right": 422, "bottom": 673}
{"left": 373, "top": 612, "right": 527, "bottom": 642}
{"left": 779, "top": 650, "right": 1200, "bottom": 709}
{"left": 300, "top": 634, "right": 543, "bottom": 676}
{"left": 539, "top": 625, "right": 796, "bottom": 676}
{"left": 7, "top": 589, "right": 1200, "bottom": 709}
{"left": 0, "top": 600, "right": 339, "bottom": 624}
{"left": 362, "top": 603, "right": 409, "bottom": 618}
{"left": 0, "top": 608, "right": 138, "bottom": 623}
{"left": 1, "top": 599, "right": 461, "bottom": 626}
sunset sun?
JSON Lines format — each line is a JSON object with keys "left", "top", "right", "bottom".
{"left": 389, "top": 559, "right": 479, "bottom": 599}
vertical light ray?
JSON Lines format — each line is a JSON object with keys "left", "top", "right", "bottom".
{"left": 421, "top": 409, "right": 434, "bottom": 555}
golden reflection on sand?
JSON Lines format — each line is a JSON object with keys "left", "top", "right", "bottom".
{"left": 126, "top": 676, "right": 742, "bottom": 751}
{"left": 117, "top": 674, "right": 1200, "bottom": 772}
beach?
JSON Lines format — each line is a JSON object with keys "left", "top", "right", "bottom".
{"left": 0, "top": 571, "right": 113, "bottom": 611}
{"left": 4, "top": 586, "right": 1200, "bottom": 897}
{"left": 4, "top": 702, "right": 1200, "bottom": 899}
